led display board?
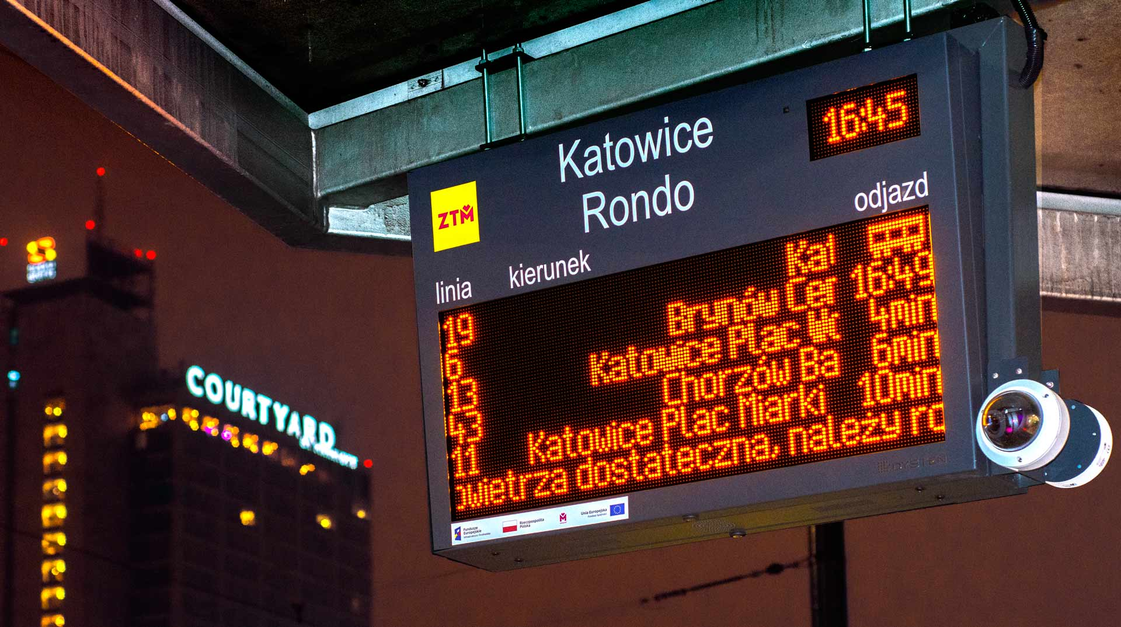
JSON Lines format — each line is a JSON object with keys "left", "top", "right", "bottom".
{"left": 806, "top": 74, "right": 922, "bottom": 160}
{"left": 410, "top": 19, "right": 1039, "bottom": 570}
{"left": 441, "top": 207, "right": 945, "bottom": 521}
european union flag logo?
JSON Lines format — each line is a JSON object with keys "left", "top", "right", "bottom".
{"left": 454, "top": 527, "right": 462, "bottom": 541}
{"left": 610, "top": 503, "right": 625, "bottom": 517}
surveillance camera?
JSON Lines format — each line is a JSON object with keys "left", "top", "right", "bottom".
{"left": 977, "top": 379, "right": 1112, "bottom": 487}
{"left": 976, "top": 379, "right": 1069, "bottom": 472}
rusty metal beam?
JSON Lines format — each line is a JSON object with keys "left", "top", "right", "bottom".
{"left": 1039, "top": 193, "right": 1121, "bottom": 302}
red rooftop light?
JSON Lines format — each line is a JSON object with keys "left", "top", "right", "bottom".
{"left": 133, "top": 249, "right": 142, "bottom": 258}
{"left": 363, "top": 459, "right": 373, "bottom": 469}
{"left": 96, "top": 167, "right": 106, "bottom": 177}
{"left": 145, "top": 250, "right": 157, "bottom": 260}
{"left": 0, "top": 238, "right": 7, "bottom": 247}
{"left": 85, "top": 220, "right": 96, "bottom": 231}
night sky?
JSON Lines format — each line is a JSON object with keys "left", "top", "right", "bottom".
{"left": 2, "top": 46, "right": 1119, "bottom": 626}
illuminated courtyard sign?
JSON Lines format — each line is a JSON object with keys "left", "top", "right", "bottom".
{"left": 185, "top": 365, "right": 359, "bottom": 468}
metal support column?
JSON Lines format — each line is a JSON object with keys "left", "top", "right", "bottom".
{"left": 480, "top": 49, "right": 493, "bottom": 145}
{"left": 514, "top": 43, "right": 528, "bottom": 137}
{"left": 862, "top": 0, "right": 873, "bottom": 50}
{"left": 809, "top": 522, "right": 849, "bottom": 627}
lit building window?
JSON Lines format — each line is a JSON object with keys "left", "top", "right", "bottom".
{"left": 299, "top": 464, "right": 316, "bottom": 476}
{"left": 222, "top": 424, "right": 240, "bottom": 446}
{"left": 42, "top": 479, "right": 67, "bottom": 502}
{"left": 41, "top": 586, "right": 65, "bottom": 610}
{"left": 44, "top": 400, "right": 65, "bottom": 419}
{"left": 138, "top": 405, "right": 298, "bottom": 470}
{"left": 316, "top": 514, "right": 334, "bottom": 530}
{"left": 43, "top": 451, "right": 68, "bottom": 475}
{"left": 41, "top": 504, "right": 67, "bottom": 529}
{"left": 239, "top": 510, "right": 257, "bottom": 527}
{"left": 41, "top": 399, "right": 67, "bottom": 619}
{"left": 41, "top": 559, "right": 66, "bottom": 584}
{"left": 41, "top": 533, "right": 66, "bottom": 555}
{"left": 43, "top": 424, "right": 68, "bottom": 448}
{"left": 139, "top": 411, "right": 160, "bottom": 431}
{"left": 139, "top": 405, "right": 183, "bottom": 430}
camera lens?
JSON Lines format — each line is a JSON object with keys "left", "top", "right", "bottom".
{"left": 980, "top": 392, "right": 1042, "bottom": 451}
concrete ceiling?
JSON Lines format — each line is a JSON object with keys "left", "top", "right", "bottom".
{"left": 168, "top": 0, "right": 649, "bottom": 111}
{"left": 163, "top": 0, "right": 1118, "bottom": 194}
{"left": 1036, "top": 0, "right": 1121, "bottom": 195}
{"left": 2, "top": 0, "right": 1116, "bottom": 264}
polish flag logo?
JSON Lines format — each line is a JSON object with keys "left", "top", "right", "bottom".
{"left": 502, "top": 520, "right": 518, "bottom": 533}
{"left": 559, "top": 513, "right": 567, "bottom": 524}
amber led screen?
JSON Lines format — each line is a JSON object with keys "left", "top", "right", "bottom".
{"left": 440, "top": 207, "right": 946, "bottom": 521}
{"left": 807, "top": 74, "right": 921, "bottom": 161}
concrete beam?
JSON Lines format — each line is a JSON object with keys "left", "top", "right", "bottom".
{"left": 0, "top": 0, "right": 959, "bottom": 251}
{"left": 316, "top": 0, "right": 956, "bottom": 219}
{"left": 6, "top": 0, "right": 1117, "bottom": 301}
{"left": 0, "top": 0, "right": 319, "bottom": 245}
{"left": 22, "top": 0, "right": 1119, "bottom": 279}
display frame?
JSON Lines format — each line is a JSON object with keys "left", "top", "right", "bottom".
{"left": 408, "top": 19, "right": 1036, "bottom": 570}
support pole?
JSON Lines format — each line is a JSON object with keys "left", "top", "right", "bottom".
{"left": 480, "top": 49, "right": 492, "bottom": 145}
{"left": 514, "top": 43, "right": 527, "bottom": 137}
{"left": 809, "top": 522, "right": 849, "bottom": 627}
{"left": 94, "top": 172, "right": 106, "bottom": 235}
{"left": 904, "top": 0, "right": 913, "bottom": 40}
{"left": 862, "top": 0, "right": 873, "bottom": 50}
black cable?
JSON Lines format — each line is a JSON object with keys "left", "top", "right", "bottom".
{"left": 0, "top": 521, "right": 132, "bottom": 570}
{"left": 1010, "top": 0, "right": 1047, "bottom": 88}
{"left": 640, "top": 556, "right": 811, "bottom": 604}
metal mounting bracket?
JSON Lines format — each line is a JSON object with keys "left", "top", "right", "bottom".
{"left": 477, "top": 44, "right": 534, "bottom": 149}
{"left": 986, "top": 360, "right": 1058, "bottom": 394}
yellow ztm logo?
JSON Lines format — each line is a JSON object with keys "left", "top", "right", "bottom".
{"left": 431, "top": 181, "right": 480, "bottom": 252}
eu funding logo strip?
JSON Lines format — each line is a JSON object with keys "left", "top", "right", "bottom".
{"left": 451, "top": 496, "right": 629, "bottom": 546}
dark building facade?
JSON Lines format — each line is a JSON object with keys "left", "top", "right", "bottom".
{"left": 0, "top": 238, "right": 371, "bottom": 627}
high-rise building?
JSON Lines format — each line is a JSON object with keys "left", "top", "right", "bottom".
{"left": 1, "top": 237, "right": 371, "bottom": 627}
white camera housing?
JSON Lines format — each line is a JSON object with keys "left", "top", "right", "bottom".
{"left": 1045, "top": 403, "right": 1113, "bottom": 489}
{"left": 976, "top": 379, "right": 1070, "bottom": 472}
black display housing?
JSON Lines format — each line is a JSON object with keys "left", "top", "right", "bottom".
{"left": 408, "top": 18, "right": 1039, "bottom": 571}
